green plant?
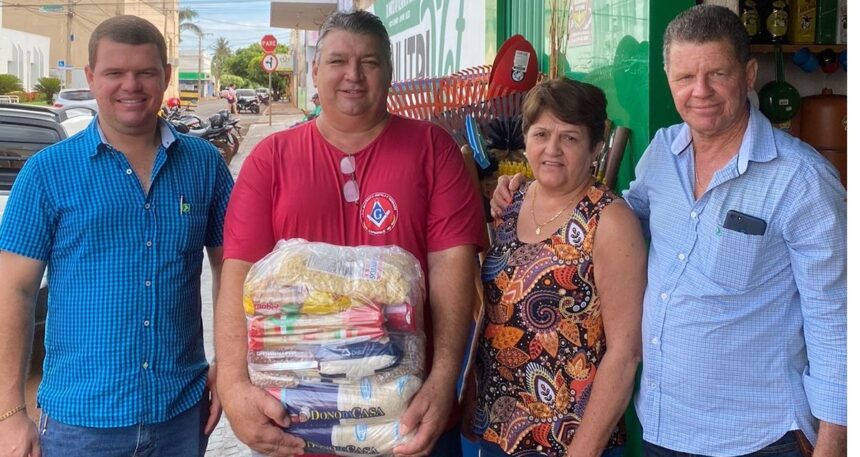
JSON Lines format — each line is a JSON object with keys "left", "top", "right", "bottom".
{"left": 22, "top": 92, "right": 39, "bottom": 102}
{"left": 0, "top": 74, "right": 23, "bottom": 94}
{"left": 179, "top": 8, "right": 203, "bottom": 40}
{"left": 224, "top": 43, "right": 290, "bottom": 89}
{"left": 219, "top": 74, "right": 248, "bottom": 89}
{"left": 33, "top": 77, "right": 62, "bottom": 103}
{"left": 211, "top": 36, "right": 233, "bottom": 91}
{"left": 8, "top": 91, "right": 27, "bottom": 102}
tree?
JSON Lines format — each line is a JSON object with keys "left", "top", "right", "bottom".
{"left": 179, "top": 8, "right": 203, "bottom": 42}
{"left": 219, "top": 74, "right": 248, "bottom": 89}
{"left": 0, "top": 74, "right": 23, "bottom": 94}
{"left": 225, "top": 44, "right": 262, "bottom": 82}
{"left": 179, "top": 8, "right": 206, "bottom": 98}
{"left": 33, "top": 77, "right": 62, "bottom": 102}
{"left": 211, "top": 37, "right": 232, "bottom": 92}
{"left": 224, "top": 43, "right": 290, "bottom": 93}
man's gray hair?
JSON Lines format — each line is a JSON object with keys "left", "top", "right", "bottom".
{"left": 315, "top": 10, "right": 392, "bottom": 72}
{"left": 663, "top": 5, "right": 750, "bottom": 70}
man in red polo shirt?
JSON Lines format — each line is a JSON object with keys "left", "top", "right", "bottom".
{"left": 215, "top": 10, "right": 486, "bottom": 457}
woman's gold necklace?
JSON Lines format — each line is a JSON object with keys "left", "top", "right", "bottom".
{"left": 530, "top": 185, "right": 578, "bottom": 235}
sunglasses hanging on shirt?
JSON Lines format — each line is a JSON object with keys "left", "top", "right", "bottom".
{"left": 340, "top": 156, "right": 359, "bottom": 203}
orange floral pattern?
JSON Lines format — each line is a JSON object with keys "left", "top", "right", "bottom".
{"left": 473, "top": 183, "right": 625, "bottom": 456}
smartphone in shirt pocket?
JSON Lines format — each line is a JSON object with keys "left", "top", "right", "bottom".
{"left": 723, "top": 210, "right": 767, "bottom": 236}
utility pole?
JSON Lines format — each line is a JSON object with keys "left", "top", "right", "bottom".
{"left": 197, "top": 33, "right": 203, "bottom": 102}
{"left": 65, "top": 0, "right": 74, "bottom": 87}
{"left": 163, "top": 0, "right": 169, "bottom": 96}
{"left": 163, "top": 0, "right": 169, "bottom": 57}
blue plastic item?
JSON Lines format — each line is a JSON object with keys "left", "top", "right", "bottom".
{"left": 464, "top": 114, "right": 491, "bottom": 170}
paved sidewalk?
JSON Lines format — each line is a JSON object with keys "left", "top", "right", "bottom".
{"left": 203, "top": 106, "right": 302, "bottom": 456}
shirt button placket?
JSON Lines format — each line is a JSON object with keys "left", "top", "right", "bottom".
{"left": 649, "top": 279, "right": 669, "bottom": 434}
{"left": 141, "top": 197, "right": 155, "bottom": 422}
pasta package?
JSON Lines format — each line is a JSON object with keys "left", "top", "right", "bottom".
{"left": 244, "top": 239, "right": 425, "bottom": 311}
{"left": 245, "top": 239, "right": 427, "bottom": 456}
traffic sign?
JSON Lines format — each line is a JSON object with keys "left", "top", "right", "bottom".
{"left": 260, "top": 34, "right": 278, "bottom": 53}
{"left": 276, "top": 53, "right": 292, "bottom": 72}
{"left": 40, "top": 4, "right": 64, "bottom": 13}
{"left": 261, "top": 53, "right": 279, "bottom": 73}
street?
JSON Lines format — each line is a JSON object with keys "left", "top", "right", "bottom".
{"left": 183, "top": 98, "right": 303, "bottom": 456}
{"left": 191, "top": 97, "right": 294, "bottom": 132}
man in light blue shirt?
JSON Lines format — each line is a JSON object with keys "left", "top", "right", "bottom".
{"left": 624, "top": 6, "right": 845, "bottom": 457}
{"left": 491, "top": 6, "right": 846, "bottom": 456}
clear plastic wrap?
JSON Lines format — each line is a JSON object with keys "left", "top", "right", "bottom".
{"left": 245, "top": 239, "right": 426, "bottom": 456}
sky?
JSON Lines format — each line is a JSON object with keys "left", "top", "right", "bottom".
{"left": 178, "top": 0, "right": 293, "bottom": 55}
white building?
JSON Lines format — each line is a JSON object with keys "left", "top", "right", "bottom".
{"left": 178, "top": 50, "right": 214, "bottom": 97}
{"left": 0, "top": 5, "right": 51, "bottom": 92}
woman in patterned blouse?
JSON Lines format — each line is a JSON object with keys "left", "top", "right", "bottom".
{"left": 467, "top": 78, "right": 646, "bottom": 457}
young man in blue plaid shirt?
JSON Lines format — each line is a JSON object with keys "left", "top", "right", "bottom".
{"left": 0, "top": 15, "right": 233, "bottom": 456}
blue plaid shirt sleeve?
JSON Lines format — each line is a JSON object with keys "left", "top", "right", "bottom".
{"left": 205, "top": 158, "right": 234, "bottom": 248}
{"left": 784, "top": 161, "right": 847, "bottom": 426}
{"left": 0, "top": 156, "right": 56, "bottom": 261}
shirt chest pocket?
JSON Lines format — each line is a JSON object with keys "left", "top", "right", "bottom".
{"left": 180, "top": 212, "right": 207, "bottom": 254}
{"left": 163, "top": 204, "right": 207, "bottom": 254}
{"left": 702, "top": 228, "right": 769, "bottom": 291}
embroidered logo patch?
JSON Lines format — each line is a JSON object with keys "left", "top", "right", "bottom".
{"left": 361, "top": 192, "right": 398, "bottom": 235}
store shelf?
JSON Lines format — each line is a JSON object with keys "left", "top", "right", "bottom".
{"left": 751, "top": 44, "right": 847, "bottom": 54}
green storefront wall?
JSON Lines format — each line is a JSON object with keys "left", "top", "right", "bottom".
{"left": 497, "top": 0, "right": 693, "bottom": 195}
{"left": 178, "top": 71, "right": 210, "bottom": 80}
{"left": 372, "top": 0, "right": 691, "bottom": 192}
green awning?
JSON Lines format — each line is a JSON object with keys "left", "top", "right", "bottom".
{"left": 178, "top": 72, "right": 209, "bottom": 80}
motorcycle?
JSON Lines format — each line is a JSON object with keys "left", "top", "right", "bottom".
{"left": 255, "top": 89, "right": 271, "bottom": 106}
{"left": 162, "top": 107, "right": 241, "bottom": 164}
{"left": 161, "top": 106, "right": 204, "bottom": 130}
{"left": 236, "top": 95, "right": 260, "bottom": 114}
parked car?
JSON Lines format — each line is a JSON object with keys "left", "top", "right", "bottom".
{"left": 0, "top": 103, "right": 86, "bottom": 227}
{"left": 53, "top": 88, "right": 99, "bottom": 112}
{"left": 236, "top": 89, "right": 260, "bottom": 114}
{"left": 0, "top": 104, "right": 91, "bottom": 190}
{"left": 0, "top": 101, "right": 92, "bottom": 237}
{"left": 0, "top": 104, "right": 67, "bottom": 370}
{"left": 255, "top": 87, "right": 271, "bottom": 105}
